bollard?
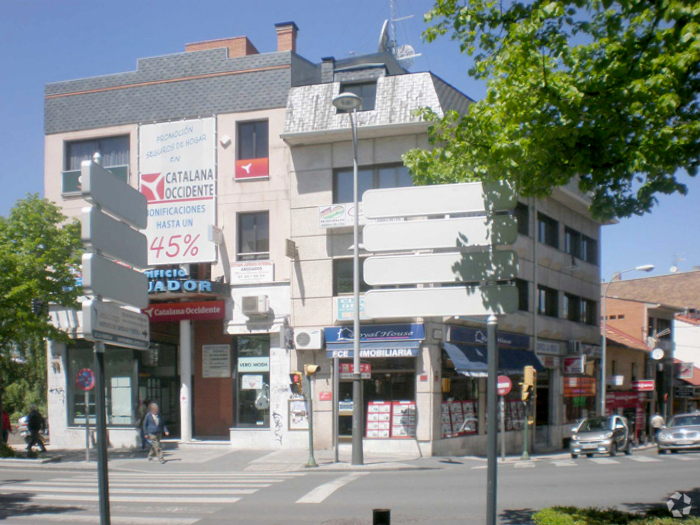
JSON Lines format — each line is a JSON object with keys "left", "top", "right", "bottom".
{"left": 373, "top": 508, "right": 391, "bottom": 524}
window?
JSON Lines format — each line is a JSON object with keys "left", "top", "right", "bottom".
{"left": 581, "top": 235, "right": 598, "bottom": 265}
{"left": 581, "top": 298, "right": 597, "bottom": 326}
{"left": 537, "top": 213, "right": 559, "bottom": 248}
{"left": 565, "top": 228, "right": 582, "bottom": 259}
{"left": 234, "top": 335, "right": 270, "bottom": 428}
{"left": 63, "top": 135, "right": 130, "bottom": 194}
{"left": 631, "top": 362, "right": 638, "bottom": 382}
{"left": 237, "top": 121, "right": 269, "bottom": 160}
{"left": 333, "top": 258, "right": 370, "bottom": 295}
{"left": 611, "top": 360, "right": 617, "bottom": 376}
{"left": 340, "top": 82, "right": 377, "bottom": 111}
{"left": 333, "top": 164, "right": 412, "bottom": 203}
{"left": 514, "top": 202, "right": 530, "bottom": 236}
{"left": 238, "top": 212, "right": 269, "bottom": 261}
{"left": 538, "top": 286, "right": 558, "bottom": 317}
{"left": 563, "top": 293, "right": 581, "bottom": 322}
{"left": 515, "top": 278, "right": 529, "bottom": 311}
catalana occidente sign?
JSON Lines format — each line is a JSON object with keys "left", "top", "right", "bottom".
{"left": 139, "top": 118, "right": 217, "bottom": 266}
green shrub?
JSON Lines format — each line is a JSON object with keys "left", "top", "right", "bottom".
{"left": 533, "top": 506, "right": 700, "bottom": 525}
{"left": 0, "top": 440, "right": 16, "bottom": 458}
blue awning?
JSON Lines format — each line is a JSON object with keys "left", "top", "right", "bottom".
{"left": 442, "top": 343, "right": 544, "bottom": 377}
{"left": 327, "top": 340, "right": 421, "bottom": 359}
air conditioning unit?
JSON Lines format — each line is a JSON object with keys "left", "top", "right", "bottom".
{"left": 241, "top": 295, "right": 269, "bottom": 317}
{"left": 568, "top": 340, "right": 582, "bottom": 355}
{"left": 294, "top": 328, "right": 324, "bottom": 350}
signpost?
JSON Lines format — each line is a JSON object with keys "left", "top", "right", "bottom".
{"left": 81, "top": 155, "right": 149, "bottom": 525}
{"left": 76, "top": 369, "right": 95, "bottom": 462}
{"left": 497, "top": 375, "right": 512, "bottom": 462}
{"left": 362, "top": 181, "right": 517, "bottom": 525}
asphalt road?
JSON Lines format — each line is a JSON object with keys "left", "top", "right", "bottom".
{"left": 1, "top": 448, "right": 699, "bottom": 524}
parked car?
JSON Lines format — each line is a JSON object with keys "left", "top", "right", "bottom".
{"left": 570, "top": 415, "right": 633, "bottom": 458}
{"left": 657, "top": 412, "right": 700, "bottom": 454}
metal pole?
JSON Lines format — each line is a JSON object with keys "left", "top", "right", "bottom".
{"left": 305, "top": 373, "right": 318, "bottom": 468}
{"left": 486, "top": 314, "right": 498, "bottom": 525}
{"left": 521, "top": 400, "right": 530, "bottom": 460}
{"left": 500, "top": 395, "right": 506, "bottom": 462}
{"left": 85, "top": 390, "right": 90, "bottom": 463}
{"left": 601, "top": 277, "right": 616, "bottom": 417}
{"left": 350, "top": 108, "right": 364, "bottom": 466}
{"left": 94, "top": 341, "right": 111, "bottom": 525}
{"left": 333, "top": 356, "right": 340, "bottom": 463}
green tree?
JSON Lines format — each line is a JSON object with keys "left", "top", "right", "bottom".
{"left": 0, "top": 195, "right": 82, "bottom": 412}
{"left": 404, "top": 0, "right": 700, "bottom": 220}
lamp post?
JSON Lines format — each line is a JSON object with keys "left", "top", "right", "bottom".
{"left": 601, "top": 264, "right": 654, "bottom": 416}
{"left": 332, "top": 92, "right": 364, "bottom": 465}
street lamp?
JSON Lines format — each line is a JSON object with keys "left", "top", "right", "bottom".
{"left": 600, "top": 264, "right": 654, "bottom": 416}
{"left": 332, "top": 92, "right": 364, "bottom": 465}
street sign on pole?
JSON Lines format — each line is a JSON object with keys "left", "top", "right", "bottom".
{"left": 82, "top": 253, "right": 149, "bottom": 309}
{"left": 364, "top": 285, "right": 518, "bottom": 319}
{"left": 497, "top": 375, "right": 513, "bottom": 396}
{"left": 364, "top": 250, "right": 518, "bottom": 285}
{"left": 363, "top": 180, "right": 516, "bottom": 219}
{"left": 81, "top": 207, "right": 148, "bottom": 269}
{"left": 82, "top": 299, "right": 150, "bottom": 350}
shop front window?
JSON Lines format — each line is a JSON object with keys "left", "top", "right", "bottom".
{"left": 67, "top": 343, "right": 136, "bottom": 427}
{"left": 137, "top": 342, "right": 179, "bottom": 436}
{"left": 234, "top": 335, "right": 271, "bottom": 428}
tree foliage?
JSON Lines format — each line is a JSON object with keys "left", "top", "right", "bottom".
{"left": 0, "top": 195, "right": 82, "bottom": 411}
{"left": 404, "top": 0, "right": 700, "bottom": 219}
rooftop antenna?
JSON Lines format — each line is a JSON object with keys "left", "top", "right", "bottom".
{"left": 670, "top": 252, "right": 685, "bottom": 273}
{"left": 379, "top": 0, "right": 422, "bottom": 69}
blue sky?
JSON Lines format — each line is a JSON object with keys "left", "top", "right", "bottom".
{"left": 1, "top": 0, "right": 698, "bottom": 278}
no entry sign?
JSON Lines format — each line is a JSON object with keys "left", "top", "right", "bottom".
{"left": 497, "top": 375, "right": 512, "bottom": 396}
{"left": 76, "top": 369, "right": 96, "bottom": 391}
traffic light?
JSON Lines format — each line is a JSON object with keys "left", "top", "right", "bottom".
{"left": 304, "top": 364, "right": 320, "bottom": 376}
{"left": 521, "top": 365, "right": 536, "bottom": 402}
{"left": 31, "top": 299, "right": 45, "bottom": 316}
{"left": 289, "top": 371, "right": 303, "bottom": 394}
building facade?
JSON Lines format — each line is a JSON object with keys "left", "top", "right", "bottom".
{"left": 44, "top": 22, "right": 606, "bottom": 454}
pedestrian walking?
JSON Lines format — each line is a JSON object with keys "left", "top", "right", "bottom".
{"left": 26, "top": 405, "right": 47, "bottom": 453}
{"left": 142, "top": 402, "right": 169, "bottom": 464}
{"left": 651, "top": 413, "right": 665, "bottom": 444}
{"left": 1, "top": 404, "right": 11, "bottom": 444}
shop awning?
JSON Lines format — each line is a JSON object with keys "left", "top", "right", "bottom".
{"left": 442, "top": 343, "right": 544, "bottom": 377}
{"left": 326, "top": 340, "right": 421, "bottom": 359}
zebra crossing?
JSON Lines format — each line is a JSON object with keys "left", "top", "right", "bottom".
{"left": 1, "top": 470, "right": 306, "bottom": 524}
{"left": 509, "top": 452, "right": 700, "bottom": 470}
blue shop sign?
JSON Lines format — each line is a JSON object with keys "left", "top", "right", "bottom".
{"left": 324, "top": 323, "right": 425, "bottom": 344}
{"left": 448, "top": 325, "right": 530, "bottom": 349}
{"left": 146, "top": 267, "right": 224, "bottom": 295}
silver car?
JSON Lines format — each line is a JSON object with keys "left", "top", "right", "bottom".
{"left": 570, "top": 415, "right": 633, "bottom": 458}
{"left": 657, "top": 412, "right": 700, "bottom": 454}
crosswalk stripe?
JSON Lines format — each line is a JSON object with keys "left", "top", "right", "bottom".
{"left": 552, "top": 460, "right": 577, "bottom": 467}
{"left": 589, "top": 458, "right": 619, "bottom": 465}
{"left": 628, "top": 456, "right": 661, "bottom": 463}
{"left": 1, "top": 485, "right": 258, "bottom": 495}
{"left": 296, "top": 473, "right": 369, "bottom": 504}
{"left": 27, "top": 481, "right": 273, "bottom": 489}
{"left": 11, "top": 515, "right": 199, "bottom": 525}
{"left": 54, "top": 477, "right": 290, "bottom": 483}
{"left": 32, "top": 494, "right": 242, "bottom": 504}
{"left": 514, "top": 462, "right": 535, "bottom": 468}
{"left": 667, "top": 454, "right": 700, "bottom": 461}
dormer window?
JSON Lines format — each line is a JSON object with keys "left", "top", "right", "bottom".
{"left": 339, "top": 82, "right": 377, "bottom": 111}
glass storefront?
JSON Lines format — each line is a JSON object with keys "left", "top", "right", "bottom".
{"left": 137, "top": 342, "right": 180, "bottom": 435}
{"left": 233, "top": 334, "right": 271, "bottom": 428}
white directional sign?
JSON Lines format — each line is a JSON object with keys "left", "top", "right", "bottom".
{"left": 364, "top": 285, "right": 518, "bottom": 319}
{"left": 81, "top": 160, "right": 147, "bottom": 230}
{"left": 363, "top": 216, "right": 516, "bottom": 252}
{"left": 364, "top": 250, "right": 518, "bottom": 285}
{"left": 82, "top": 299, "right": 150, "bottom": 350}
{"left": 363, "top": 180, "right": 515, "bottom": 219}
{"left": 82, "top": 253, "right": 149, "bottom": 309}
{"left": 81, "top": 207, "right": 148, "bottom": 269}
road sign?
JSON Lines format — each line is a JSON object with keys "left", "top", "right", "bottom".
{"left": 497, "top": 375, "right": 512, "bottom": 396}
{"left": 363, "top": 285, "right": 518, "bottom": 319}
{"left": 81, "top": 160, "right": 147, "bottom": 229}
{"left": 363, "top": 180, "right": 516, "bottom": 219}
{"left": 363, "top": 216, "right": 516, "bottom": 252}
{"left": 82, "top": 253, "right": 149, "bottom": 309}
{"left": 76, "top": 369, "right": 96, "bottom": 391}
{"left": 364, "top": 250, "right": 518, "bottom": 285}
{"left": 82, "top": 299, "right": 150, "bottom": 350}
{"left": 81, "top": 207, "right": 148, "bottom": 269}
{"left": 632, "top": 379, "right": 655, "bottom": 392}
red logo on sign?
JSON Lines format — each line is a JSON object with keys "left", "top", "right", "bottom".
{"left": 235, "top": 158, "right": 269, "bottom": 179}
{"left": 140, "top": 173, "right": 166, "bottom": 202}
{"left": 143, "top": 300, "right": 226, "bottom": 323}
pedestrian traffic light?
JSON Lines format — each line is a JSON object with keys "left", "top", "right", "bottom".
{"left": 304, "top": 364, "right": 320, "bottom": 376}
{"left": 31, "top": 299, "right": 45, "bottom": 316}
{"left": 521, "top": 365, "right": 536, "bottom": 402}
{"left": 289, "top": 371, "right": 302, "bottom": 394}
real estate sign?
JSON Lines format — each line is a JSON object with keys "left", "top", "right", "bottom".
{"left": 139, "top": 118, "right": 217, "bottom": 265}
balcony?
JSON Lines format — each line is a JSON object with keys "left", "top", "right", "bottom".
{"left": 62, "top": 165, "right": 129, "bottom": 195}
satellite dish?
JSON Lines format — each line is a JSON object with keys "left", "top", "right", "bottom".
{"left": 651, "top": 348, "right": 665, "bottom": 361}
{"left": 395, "top": 44, "right": 417, "bottom": 69}
{"left": 670, "top": 266, "right": 679, "bottom": 273}
{"left": 378, "top": 20, "right": 390, "bottom": 52}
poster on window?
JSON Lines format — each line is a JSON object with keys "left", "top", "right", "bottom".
{"left": 289, "top": 399, "right": 309, "bottom": 431}
{"left": 139, "top": 118, "right": 217, "bottom": 265}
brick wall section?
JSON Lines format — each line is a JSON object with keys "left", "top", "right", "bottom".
{"left": 275, "top": 22, "right": 298, "bottom": 53}
{"left": 605, "top": 298, "right": 648, "bottom": 342}
{"left": 185, "top": 36, "right": 259, "bottom": 57}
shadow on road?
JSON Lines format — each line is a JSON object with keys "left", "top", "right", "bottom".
{"left": 625, "top": 487, "right": 700, "bottom": 518}
{"left": 499, "top": 508, "right": 536, "bottom": 524}
{"left": 0, "top": 492, "right": 83, "bottom": 521}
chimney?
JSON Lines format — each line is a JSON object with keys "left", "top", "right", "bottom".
{"left": 275, "top": 22, "right": 299, "bottom": 53}
{"left": 185, "top": 36, "right": 259, "bottom": 58}
{"left": 321, "top": 57, "right": 335, "bottom": 83}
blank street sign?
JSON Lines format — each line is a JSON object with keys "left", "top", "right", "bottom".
{"left": 82, "top": 207, "right": 148, "bottom": 269}
{"left": 364, "top": 250, "right": 518, "bottom": 285}
{"left": 363, "top": 181, "right": 515, "bottom": 219}
{"left": 81, "top": 160, "right": 147, "bottom": 230}
{"left": 363, "top": 285, "right": 518, "bottom": 319}
{"left": 82, "top": 253, "right": 149, "bottom": 309}
{"left": 363, "top": 216, "right": 516, "bottom": 252}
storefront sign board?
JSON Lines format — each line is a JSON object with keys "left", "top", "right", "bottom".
{"left": 237, "top": 356, "right": 270, "bottom": 373}
{"left": 632, "top": 380, "right": 655, "bottom": 392}
{"left": 563, "top": 376, "right": 597, "bottom": 397}
{"left": 325, "top": 323, "right": 425, "bottom": 343}
{"left": 202, "top": 344, "right": 231, "bottom": 378}
{"left": 230, "top": 260, "right": 274, "bottom": 284}
{"left": 339, "top": 363, "right": 371, "bottom": 379}
{"left": 334, "top": 296, "right": 369, "bottom": 321}
{"left": 143, "top": 300, "right": 225, "bottom": 323}
{"left": 563, "top": 356, "right": 586, "bottom": 375}
{"left": 449, "top": 326, "right": 530, "bottom": 349}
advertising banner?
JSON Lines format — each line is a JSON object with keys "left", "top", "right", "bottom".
{"left": 230, "top": 261, "right": 274, "bottom": 284}
{"left": 139, "top": 118, "right": 217, "bottom": 265}
{"left": 143, "top": 300, "right": 225, "bottom": 323}
{"left": 563, "top": 376, "right": 597, "bottom": 397}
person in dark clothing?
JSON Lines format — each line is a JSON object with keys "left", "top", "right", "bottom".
{"left": 142, "top": 402, "right": 168, "bottom": 463}
{"left": 1, "top": 404, "right": 11, "bottom": 444}
{"left": 137, "top": 399, "right": 150, "bottom": 450}
{"left": 26, "top": 405, "right": 47, "bottom": 453}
